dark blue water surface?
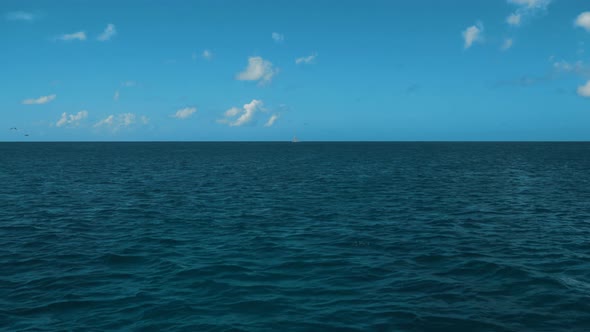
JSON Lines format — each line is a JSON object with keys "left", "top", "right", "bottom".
{"left": 1, "top": 142, "right": 590, "bottom": 331}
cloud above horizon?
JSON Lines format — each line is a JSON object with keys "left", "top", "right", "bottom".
{"left": 264, "top": 114, "right": 279, "bottom": 127}
{"left": 295, "top": 53, "right": 317, "bottom": 65}
{"left": 462, "top": 22, "right": 483, "bottom": 49}
{"left": 506, "top": 0, "right": 551, "bottom": 27}
{"left": 22, "top": 94, "right": 56, "bottom": 105}
{"left": 56, "top": 110, "right": 88, "bottom": 127}
{"left": 97, "top": 24, "right": 116, "bottom": 41}
{"left": 5, "top": 11, "right": 35, "bottom": 22}
{"left": 577, "top": 81, "right": 590, "bottom": 97}
{"left": 575, "top": 12, "right": 590, "bottom": 32}
{"left": 95, "top": 113, "right": 147, "bottom": 130}
{"left": 502, "top": 38, "right": 514, "bottom": 50}
{"left": 219, "top": 99, "right": 264, "bottom": 127}
{"left": 552, "top": 59, "right": 590, "bottom": 79}
{"left": 272, "top": 32, "right": 284, "bottom": 43}
{"left": 172, "top": 107, "right": 196, "bottom": 119}
{"left": 508, "top": 0, "right": 550, "bottom": 8}
{"left": 236, "top": 57, "right": 277, "bottom": 84}
{"left": 506, "top": 13, "right": 522, "bottom": 26}
{"left": 57, "top": 31, "right": 86, "bottom": 41}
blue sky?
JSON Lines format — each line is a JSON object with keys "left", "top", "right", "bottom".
{"left": 1, "top": 0, "right": 590, "bottom": 141}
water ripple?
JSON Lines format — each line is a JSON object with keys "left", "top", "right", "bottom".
{"left": 1, "top": 142, "right": 590, "bottom": 331}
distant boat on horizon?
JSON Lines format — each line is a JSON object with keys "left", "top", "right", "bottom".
{"left": 292, "top": 136, "right": 299, "bottom": 143}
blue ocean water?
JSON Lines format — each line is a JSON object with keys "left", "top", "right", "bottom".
{"left": 1, "top": 142, "right": 590, "bottom": 331}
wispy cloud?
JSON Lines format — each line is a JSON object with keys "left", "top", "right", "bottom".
{"left": 95, "top": 113, "right": 141, "bottom": 130}
{"left": 575, "top": 12, "right": 590, "bottom": 32}
{"left": 493, "top": 75, "right": 552, "bottom": 88}
{"left": 493, "top": 58, "right": 590, "bottom": 88}
{"left": 577, "top": 81, "right": 590, "bottom": 97}
{"left": 236, "top": 56, "right": 277, "bottom": 84}
{"left": 172, "top": 107, "right": 196, "bottom": 119}
{"left": 120, "top": 113, "right": 136, "bottom": 126}
{"left": 508, "top": 0, "right": 550, "bottom": 8}
{"left": 272, "top": 32, "right": 284, "bottom": 43}
{"left": 95, "top": 115, "right": 114, "bottom": 127}
{"left": 97, "top": 23, "right": 116, "bottom": 41}
{"left": 192, "top": 50, "right": 213, "bottom": 61}
{"left": 295, "top": 53, "right": 317, "bottom": 65}
{"left": 112, "top": 81, "right": 135, "bottom": 101}
{"left": 219, "top": 99, "right": 264, "bottom": 127}
{"left": 506, "top": 13, "right": 521, "bottom": 26}
{"left": 264, "top": 114, "right": 279, "bottom": 127}
{"left": 57, "top": 31, "right": 86, "bottom": 41}
{"left": 506, "top": 0, "right": 551, "bottom": 27}
{"left": 5, "top": 11, "right": 35, "bottom": 22}
{"left": 552, "top": 59, "right": 590, "bottom": 77}
{"left": 22, "top": 94, "right": 56, "bottom": 105}
{"left": 56, "top": 110, "right": 88, "bottom": 127}
{"left": 502, "top": 38, "right": 514, "bottom": 50}
{"left": 224, "top": 107, "right": 240, "bottom": 117}
{"left": 462, "top": 22, "right": 483, "bottom": 49}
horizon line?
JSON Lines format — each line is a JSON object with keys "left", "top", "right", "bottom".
{"left": 2, "top": 140, "right": 590, "bottom": 143}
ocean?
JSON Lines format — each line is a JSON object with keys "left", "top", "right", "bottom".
{"left": 1, "top": 142, "right": 590, "bottom": 331}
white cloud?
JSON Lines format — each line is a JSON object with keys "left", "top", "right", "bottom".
{"left": 506, "top": 13, "right": 521, "bottom": 26}
{"left": 224, "top": 107, "right": 240, "bottom": 117}
{"left": 5, "top": 11, "right": 35, "bottom": 22}
{"left": 122, "top": 81, "right": 136, "bottom": 87}
{"left": 56, "top": 110, "right": 88, "bottom": 127}
{"left": 295, "top": 53, "right": 317, "bottom": 65}
{"left": 508, "top": 0, "right": 550, "bottom": 8}
{"left": 272, "top": 32, "right": 284, "bottom": 43}
{"left": 58, "top": 31, "right": 86, "bottom": 41}
{"left": 577, "top": 81, "right": 590, "bottom": 97}
{"left": 140, "top": 116, "right": 149, "bottom": 125}
{"left": 172, "top": 107, "right": 196, "bottom": 119}
{"left": 233, "top": 100, "right": 262, "bottom": 126}
{"left": 94, "top": 113, "right": 140, "bottom": 129}
{"left": 575, "top": 12, "right": 590, "bottom": 32}
{"left": 553, "top": 60, "right": 575, "bottom": 72}
{"left": 552, "top": 60, "right": 589, "bottom": 76}
{"left": 97, "top": 23, "right": 116, "bottom": 41}
{"left": 121, "top": 113, "right": 136, "bottom": 126}
{"left": 462, "top": 22, "right": 483, "bottom": 49}
{"left": 506, "top": 0, "right": 551, "bottom": 27}
{"left": 264, "top": 114, "right": 279, "bottom": 127}
{"left": 219, "top": 99, "right": 264, "bottom": 127}
{"left": 502, "top": 38, "right": 514, "bottom": 50}
{"left": 202, "top": 49, "right": 213, "bottom": 59}
{"left": 236, "top": 56, "right": 277, "bottom": 84}
{"left": 95, "top": 115, "right": 114, "bottom": 127}
{"left": 22, "top": 94, "right": 56, "bottom": 105}
{"left": 113, "top": 90, "right": 120, "bottom": 101}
